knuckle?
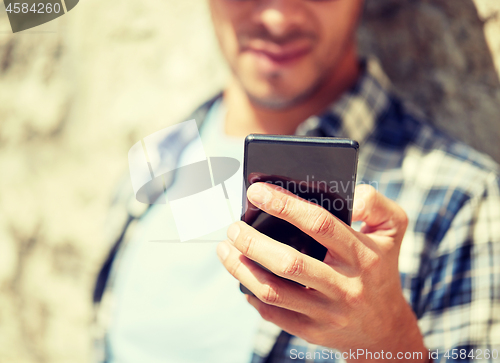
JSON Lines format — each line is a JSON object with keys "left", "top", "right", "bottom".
{"left": 301, "top": 326, "right": 321, "bottom": 345}
{"left": 345, "top": 284, "right": 365, "bottom": 307}
{"left": 396, "top": 208, "right": 409, "bottom": 229}
{"left": 325, "top": 311, "right": 348, "bottom": 329}
{"left": 310, "top": 210, "right": 334, "bottom": 237}
{"left": 273, "top": 195, "right": 291, "bottom": 217}
{"left": 402, "top": 212, "right": 409, "bottom": 227}
{"left": 239, "top": 233, "right": 257, "bottom": 257}
{"left": 259, "top": 281, "right": 282, "bottom": 305}
{"left": 226, "top": 257, "right": 243, "bottom": 278}
{"left": 362, "top": 250, "right": 381, "bottom": 269}
{"left": 280, "top": 253, "right": 305, "bottom": 278}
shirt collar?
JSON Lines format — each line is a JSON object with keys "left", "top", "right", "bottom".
{"left": 295, "top": 57, "right": 392, "bottom": 146}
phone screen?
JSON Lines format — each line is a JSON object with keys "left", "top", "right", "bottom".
{"left": 242, "top": 135, "right": 359, "bottom": 264}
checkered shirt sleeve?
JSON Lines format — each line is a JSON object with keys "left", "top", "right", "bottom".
{"left": 250, "top": 59, "right": 500, "bottom": 363}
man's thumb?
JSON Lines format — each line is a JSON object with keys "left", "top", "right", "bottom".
{"left": 352, "top": 184, "right": 408, "bottom": 237}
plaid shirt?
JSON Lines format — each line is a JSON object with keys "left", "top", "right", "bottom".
{"left": 93, "top": 58, "right": 500, "bottom": 363}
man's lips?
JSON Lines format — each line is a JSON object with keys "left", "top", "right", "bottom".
{"left": 242, "top": 40, "right": 313, "bottom": 65}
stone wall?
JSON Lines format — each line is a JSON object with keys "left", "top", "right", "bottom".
{"left": 359, "top": 0, "right": 500, "bottom": 161}
{"left": 0, "top": 1, "right": 498, "bottom": 362}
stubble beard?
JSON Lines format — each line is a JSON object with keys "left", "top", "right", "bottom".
{"left": 238, "top": 69, "right": 328, "bottom": 110}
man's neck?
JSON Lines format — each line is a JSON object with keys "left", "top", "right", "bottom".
{"left": 224, "top": 45, "right": 360, "bottom": 137}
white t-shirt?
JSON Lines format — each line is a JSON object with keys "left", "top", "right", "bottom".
{"left": 108, "top": 100, "right": 261, "bottom": 363}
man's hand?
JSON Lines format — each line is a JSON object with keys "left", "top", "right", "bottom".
{"left": 217, "top": 183, "right": 428, "bottom": 362}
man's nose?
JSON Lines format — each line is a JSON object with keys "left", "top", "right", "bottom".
{"left": 254, "top": 0, "right": 307, "bottom": 39}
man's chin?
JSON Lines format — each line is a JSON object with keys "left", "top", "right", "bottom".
{"left": 246, "top": 93, "right": 300, "bottom": 110}
{"left": 245, "top": 86, "right": 320, "bottom": 110}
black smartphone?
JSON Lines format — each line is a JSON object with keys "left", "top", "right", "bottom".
{"left": 240, "top": 134, "right": 359, "bottom": 295}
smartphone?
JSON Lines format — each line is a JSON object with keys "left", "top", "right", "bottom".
{"left": 240, "top": 134, "right": 359, "bottom": 295}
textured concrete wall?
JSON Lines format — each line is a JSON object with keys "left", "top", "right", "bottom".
{"left": 359, "top": 0, "right": 500, "bottom": 162}
{"left": 0, "top": 1, "right": 498, "bottom": 362}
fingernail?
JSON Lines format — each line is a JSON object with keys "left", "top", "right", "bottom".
{"left": 227, "top": 223, "right": 240, "bottom": 243}
{"left": 248, "top": 183, "right": 272, "bottom": 205}
{"left": 217, "top": 241, "right": 230, "bottom": 261}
